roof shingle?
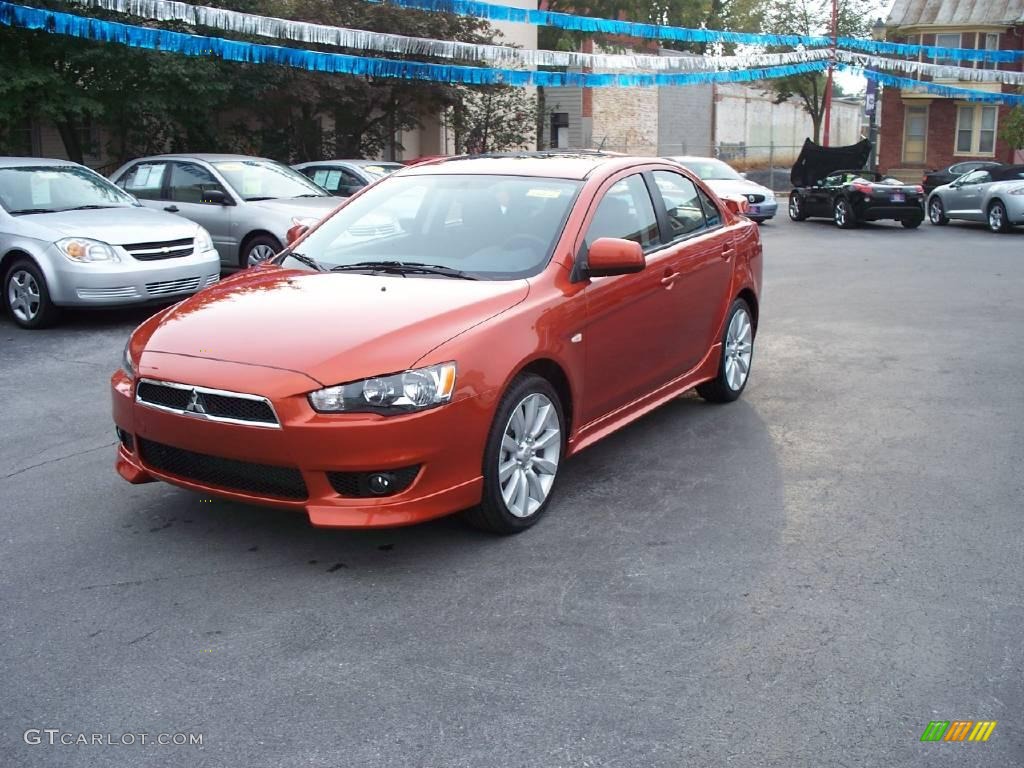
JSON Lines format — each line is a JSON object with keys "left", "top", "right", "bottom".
{"left": 886, "top": 0, "right": 1023, "bottom": 28}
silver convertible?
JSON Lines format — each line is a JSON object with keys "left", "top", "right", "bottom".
{"left": 1, "top": 158, "right": 220, "bottom": 329}
{"left": 927, "top": 164, "right": 1024, "bottom": 233}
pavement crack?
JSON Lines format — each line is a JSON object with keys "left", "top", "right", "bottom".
{"left": 1, "top": 441, "right": 116, "bottom": 481}
{"left": 127, "top": 630, "right": 156, "bottom": 645}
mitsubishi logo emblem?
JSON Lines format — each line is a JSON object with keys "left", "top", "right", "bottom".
{"left": 185, "top": 389, "right": 206, "bottom": 415}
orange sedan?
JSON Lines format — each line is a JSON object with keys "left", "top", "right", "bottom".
{"left": 112, "top": 153, "right": 762, "bottom": 534}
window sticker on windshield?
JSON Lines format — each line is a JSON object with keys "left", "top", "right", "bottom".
{"left": 214, "top": 162, "right": 244, "bottom": 172}
{"left": 526, "top": 188, "right": 561, "bottom": 198}
{"left": 363, "top": 166, "right": 386, "bottom": 174}
{"left": 30, "top": 175, "right": 53, "bottom": 206}
{"left": 241, "top": 174, "right": 261, "bottom": 196}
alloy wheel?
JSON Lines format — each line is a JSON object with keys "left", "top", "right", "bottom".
{"left": 929, "top": 199, "right": 944, "bottom": 224}
{"left": 788, "top": 196, "right": 800, "bottom": 219}
{"left": 989, "top": 203, "right": 1006, "bottom": 232}
{"left": 834, "top": 200, "right": 848, "bottom": 227}
{"left": 248, "top": 244, "right": 277, "bottom": 264}
{"left": 724, "top": 307, "right": 753, "bottom": 391}
{"left": 498, "top": 392, "right": 561, "bottom": 518}
{"left": 7, "top": 269, "right": 41, "bottom": 323}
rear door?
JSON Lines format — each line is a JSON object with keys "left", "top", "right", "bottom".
{"left": 167, "top": 161, "right": 236, "bottom": 264}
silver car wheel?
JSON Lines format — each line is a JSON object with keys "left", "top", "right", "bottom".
{"left": 929, "top": 199, "right": 943, "bottom": 223}
{"left": 788, "top": 196, "right": 800, "bottom": 218}
{"left": 248, "top": 244, "right": 277, "bottom": 265}
{"left": 989, "top": 203, "right": 1005, "bottom": 232}
{"left": 7, "top": 269, "right": 41, "bottom": 323}
{"left": 724, "top": 307, "right": 753, "bottom": 391}
{"left": 834, "top": 200, "right": 848, "bottom": 227}
{"left": 498, "top": 392, "right": 561, "bottom": 519}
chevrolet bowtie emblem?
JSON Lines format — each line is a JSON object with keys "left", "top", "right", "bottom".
{"left": 185, "top": 389, "right": 206, "bottom": 414}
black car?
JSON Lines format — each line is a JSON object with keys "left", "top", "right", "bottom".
{"left": 788, "top": 139, "right": 925, "bottom": 229}
{"left": 922, "top": 161, "right": 1004, "bottom": 195}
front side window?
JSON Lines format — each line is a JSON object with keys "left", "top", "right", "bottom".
{"left": 169, "top": 163, "right": 229, "bottom": 204}
{"left": 212, "top": 159, "right": 328, "bottom": 201}
{"left": 653, "top": 171, "right": 707, "bottom": 238}
{"left": 956, "top": 105, "right": 998, "bottom": 155}
{"left": 0, "top": 165, "right": 137, "bottom": 215}
{"left": 696, "top": 188, "right": 722, "bottom": 228}
{"left": 584, "top": 175, "right": 659, "bottom": 249}
{"left": 959, "top": 170, "right": 991, "bottom": 185}
{"left": 284, "top": 174, "right": 581, "bottom": 280}
{"left": 307, "top": 167, "right": 363, "bottom": 195}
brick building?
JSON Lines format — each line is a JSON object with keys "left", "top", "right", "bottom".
{"left": 878, "top": 0, "right": 1024, "bottom": 181}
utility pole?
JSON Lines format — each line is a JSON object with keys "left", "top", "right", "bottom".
{"left": 822, "top": 0, "right": 838, "bottom": 146}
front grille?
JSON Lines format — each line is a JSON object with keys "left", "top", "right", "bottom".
{"left": 138, "top": 438, "right": 307, "bottom": 500}
{"left": 76, "top": 286, "right": 139, "bottom": 300}
{"left": 135, "top": 378, "right": 280, "bottom": 428}
{"left": 124, "top": 237, "right": 195, "bottom": 261}
{"left": 146, "top": 276, "right": 201, "bottom": 296}
{"left": 327, "top": 465, "right": 421, "bottom": 497}
{"left": 204, "top": 274, "right": 220, "bottom": 287}
{"left": 746, "top": 194, "right": 766, "bottom": 204}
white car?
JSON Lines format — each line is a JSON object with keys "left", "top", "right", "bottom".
{"left": 667, "top": 156, "right": 778, "bottom": 223}
{"left": 1, "top": 157, "right": 220, "bottom": 329}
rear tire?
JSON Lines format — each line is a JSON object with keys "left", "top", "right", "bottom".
{"left": 697, "top": 298, "right": 754, "bottom": 404}
{"left": 462, "top": 374, "right": 565, "bottom": 535}
{"left": 928, "top": 197, "right": 948, "bottom": 225}
{"left": 988, "top": 200, "right": 1011, "bottom": 233}
{"left": 3, "top": 257, "right": 60, "bottom": 329}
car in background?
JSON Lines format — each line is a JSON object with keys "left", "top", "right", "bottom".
{"left": 927, "top": 164, "right": 1024, "bottom": 233}
{"left": 667, "top": 156, "right": 777, "bottom": 222}
{"left": 292, "top": 160, "right": 403, "bottom": 197}
{"left": 0, "top": 157, "right": 219, "bottom": 329}
{"left": 112, "top": 153, "right": 761, "bottom": 534}
{"left": 790, "top": 170, "right": 925, "bottom": 228}
{"left": 922, "top": 160, "right": 1003, "bottom": 195}
{"left": 110, "top": 154, "right": 339, "bottom": 269}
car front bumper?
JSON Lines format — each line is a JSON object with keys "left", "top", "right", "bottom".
{"left": 47, "top": 247, "right": 222, "bottom": 307}
{"left": 111, "top": 366, "right": 492, "bottom": 528}
{"left": 746, "top": 200, "right": 778, "bottom": 220}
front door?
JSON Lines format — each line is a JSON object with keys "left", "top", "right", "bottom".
{"left": 947, "top": 170, "right": 991, "bottom": 220}
{"left": 166, "top": 161, "right": 236, "bottom": 265}
{"left": 578, "top": 172, "right": 690, "bottom": 425}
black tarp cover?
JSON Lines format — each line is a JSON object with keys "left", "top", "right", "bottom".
{"left": 790, "top": 138, "right": 873, "bottom": 187}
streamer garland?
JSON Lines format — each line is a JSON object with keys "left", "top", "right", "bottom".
{"left": 63, "top": 0, "right": 832, "bottom": 72}
{"left": 837, "top": 65, "right": 1024, "bottom": 106}
{"left": 837, "top": 50, "right": 1024, "bottom": 87}
{"left": 0, "top": 1, "right": 829, "bottom": 87}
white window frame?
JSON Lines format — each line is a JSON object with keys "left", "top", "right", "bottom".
{"left": 954, "top": 104, "right": 999, "bottom": 156}
{"left": 933, "top": 32, "right": 962, "bottom": 66}
{"left": 902, "top": 103, "right": 929, "bottom": 164}
{"left": 981, "top": 32, "right": 1000, "bottom": 70}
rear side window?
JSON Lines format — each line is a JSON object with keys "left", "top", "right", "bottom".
{"left": 653, "top": 171, "right": 707, "bottom": 238}
{"left": 585, "top": 174, "right": 659, "bottom": 249}
{"left": 119, "top": 162, "right": 166, "bottom": 200}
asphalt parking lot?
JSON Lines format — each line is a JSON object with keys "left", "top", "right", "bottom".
{"left": 2, "top": 214, "right": 1022, "bottom": 768}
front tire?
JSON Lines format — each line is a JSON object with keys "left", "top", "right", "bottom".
{"left": 463, "top": 374, "right": 565, "bottom": 535}
{"left": 833, "top": 198, "right": 857, "bottom": 229}
{"left": 697, "top": 298, "right": 754, "bottom": 403}
{"left": 3, "top": 257, "right": 59, "bottom": 329}
{"left": 788, "top": 194, "right": 807, "bottom": 221}
{"left": 241, "top": 234, "right": 282, "bottom": 268}
{"left": 901, "top": 217, "right": 923, "bottom": 229}
{"left": 928, "top": 197, "right": 948, "bottom": 225}
{"left": 988, "top": 200, "right": 1011, "bottom": 233}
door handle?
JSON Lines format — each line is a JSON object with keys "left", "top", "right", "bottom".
{"left": 722, "top": 245, "right": 736, "bottom": 260}
{"left": 163, "top": 205, "right": 180, "bottom": 213}
{"left": 661, "top": 270, "right": 680, "bottom": 287}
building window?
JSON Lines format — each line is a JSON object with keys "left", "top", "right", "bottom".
{"left": 955, "top": 105, "right": 998, "bottom": 155}
{"left": 933, "top": 32, "right": 961, "bottom": 66}
{"left": 902, "top": 104, "right": 928, "bottom": 163}
{"left": 550, "top": 112, "right": 569, "bottom": 149}
{"left": 981, "top": 32, "right": 1000, "bottom": 70}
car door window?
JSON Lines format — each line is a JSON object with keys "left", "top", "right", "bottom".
{"left": 118, "top": 162, "right": 167, "bottom": 200}
{"left": 696, "top": 188, "right": 722, "bottom": 228}
{"left": 169, "top": 162, "right": 228, "bottom": 204}
{"left": 961, "top": 171, "right": 990, "bottom": 186}
{"left": 652, "top": 171, "right": 707, "bottom": 239}
{"left": 584, "top": 175, "right": 659, "bottom": 249}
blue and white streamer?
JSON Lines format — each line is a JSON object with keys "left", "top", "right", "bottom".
{"left": 375, "top": 0, "right": 1024, "bottom": 62}
{"left": 0, "top": 1, "right": 828, "bottom": 87}
{"left": 63, "top": 0, "right": 831, "bottom": 72}
{"left": 838, "top": 50, "right": 1024, "bottom": 86}
{"left": 839, "top": 65, "right": 1024, "bottom": 106}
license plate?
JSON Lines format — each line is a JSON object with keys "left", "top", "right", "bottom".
{"left": 891, "top": 192, "right": 905, "bottom": 203}
{"left": 749, "top": 205, "right": 760, "bottom": 214}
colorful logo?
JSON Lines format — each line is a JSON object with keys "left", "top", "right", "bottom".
{"left": 920, "top": 721, "right": 997, "bottom": 742}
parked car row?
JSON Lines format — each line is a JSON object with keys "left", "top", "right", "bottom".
{"left": 1, "top": 154, "right": 404, "bottom": 328}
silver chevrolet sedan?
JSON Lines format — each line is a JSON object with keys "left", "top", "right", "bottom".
{"left": 110, "top": 154, "right": 340, "bottom": 268}
{"left": 1, "top": 158, "right": 221, "bottom": 329}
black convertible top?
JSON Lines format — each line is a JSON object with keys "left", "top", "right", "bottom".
{"left": 992, "top": 164, "right": 1024, "bottom": 181}
{"left": 790, "top": 138, "right": 873, "bottom": 187}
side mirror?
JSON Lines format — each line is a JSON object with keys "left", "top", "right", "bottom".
{"left": 720, "top": 195, "right": 750, "bottom": 216}
{"left": 586, "top": 237, "right": 645, "bottom": 278}
{"left": 202, "top": 189, "right": 231, "bottom": 205}
{"left": 285, "top": 223, "right": 309, "bottom": 245}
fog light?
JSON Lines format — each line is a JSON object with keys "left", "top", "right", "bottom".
{"left": 367, "top": 473, "right": 395, "bottom": 495}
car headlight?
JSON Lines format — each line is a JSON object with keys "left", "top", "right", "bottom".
{"left": 763, "top": 189, "right": 775, "bottom": 200}
{"left": 309, "top": 362, "right": 457, "bottom": 414}
{"left": 56, "top": 237, "right": 118, "bottom": 263}
{"left": 194, "top": 227, "right": 215, "bottom": 253}
{"left": 121, "top": 339, "right": 136, "bottom": 377}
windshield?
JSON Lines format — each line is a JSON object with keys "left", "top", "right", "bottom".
{"left": 212, "top": 159, "right": 329, "bottom": 201}
{"left": 0, "top": 165, "right": 138, "bottom": 215}
{"left": 282, "top": 174, "right": 582, "bottom": 280}
{"left": 683, "top": 159, "right": 744, "bottom": 181}
{"left": 360, "top": 163, "right": 403, "bottom": 180}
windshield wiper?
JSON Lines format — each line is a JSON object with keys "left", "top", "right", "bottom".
{"left": 62, "top": 204, "right": 120, "bottom": 211}
{"left": 283, "top": 252, "right": 326, "bottom": 272}
{"left": 244, "top": 196, "right": 276, "bottom": 201}
{"left": 292, "top": 193, "right": 325, "bottom": 198}
{"left": 329, "top": 261, "right": 476, "bottom": 280}
{"left": 8, "top": 208, "right": 56, "bottom": 215}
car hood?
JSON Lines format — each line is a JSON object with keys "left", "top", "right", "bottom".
{"left": 703, "top": 179, "right": 773, "bottom": 197}
{"left": 14, "top": 207, "right": 198, "bottom": 245}
{"left": 790, "top": 138, "right": 872, "bottom": 187}
{"left": 246, "top": 197, "right": 340, "bottom": 219}
{"left": 137, "top": 266, "right": 530, "bottom": 386}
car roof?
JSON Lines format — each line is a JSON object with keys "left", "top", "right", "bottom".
{"left": 133, "top": 153, "right": 275, "bottom": 163}
{"left": 667, "top": 156, "right": 723, "bottom": 163}
{"left": 294, "top": 159, "right": 401, "bottom": 168}
{"left": 0, "top": 156, "right": 83, "bottom": 169}
{"left": 399, "top": 151, "right": 655, "bottom": 180}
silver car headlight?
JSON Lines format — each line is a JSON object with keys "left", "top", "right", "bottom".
{"left": 309, "top": 362, "right": 456, "bottom": 414}
{"left": 194, "top": 226, "right": 216, "bottom": 253}
{"left": 56, "top": 237, "right": 119, "bottom": 263}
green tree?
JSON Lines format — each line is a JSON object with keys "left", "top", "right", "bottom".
{"left": 451, "top": 85, "right": 537, "bottom": 154}
{"left": 1000, "top": 106, "right": 1024, "bottom": 151}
